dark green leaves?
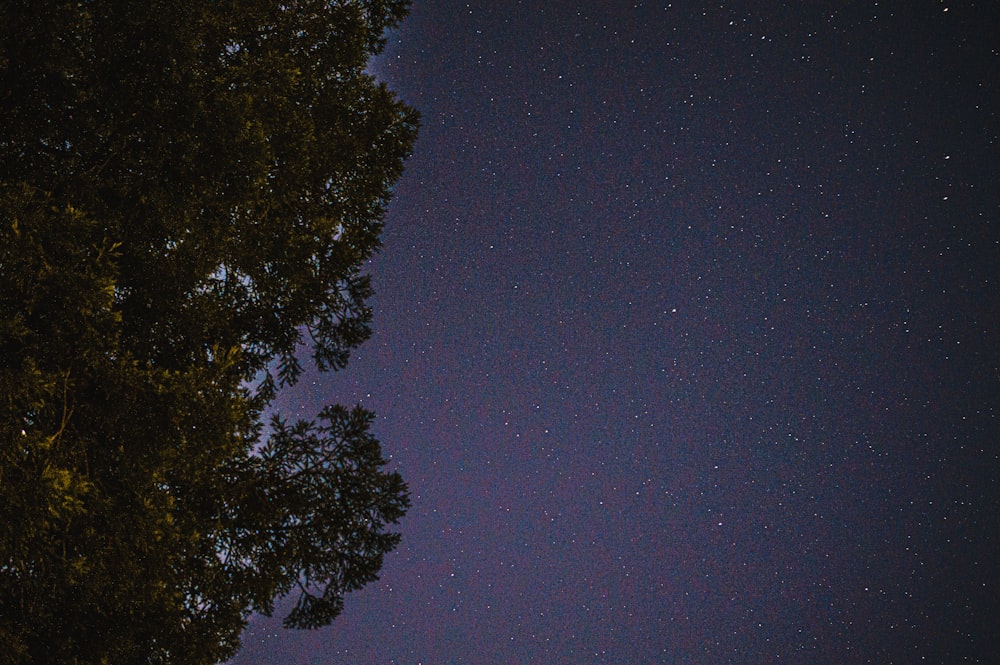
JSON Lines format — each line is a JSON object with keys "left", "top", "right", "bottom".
{"left": 1, "top": 1, "right": 416, "bottom": 663}
{"left": 252, "top": 405, "right": 409, "bottom": 629}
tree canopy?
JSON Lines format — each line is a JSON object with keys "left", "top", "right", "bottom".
{"left": 0, "top": 2, "right": 417, "bottom": 663}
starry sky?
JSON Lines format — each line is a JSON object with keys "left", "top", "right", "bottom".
{"left": 229, "top": 2, "right": 999, "bottom": 663}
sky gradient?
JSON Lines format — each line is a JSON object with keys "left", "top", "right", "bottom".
{"left": 229, "top": 2, "right": 998, "bottom": 662}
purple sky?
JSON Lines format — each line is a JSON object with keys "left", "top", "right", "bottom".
{"left": 229, "top": 2, "right": 998, "bottom": 662}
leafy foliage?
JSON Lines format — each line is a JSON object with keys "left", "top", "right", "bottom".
{"left": 0, "top": 2, "right": 416, "bottom": 663}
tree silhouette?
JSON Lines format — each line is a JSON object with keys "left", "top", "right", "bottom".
{"left": 0, "top": 2, "right": 417, "bottom": 663}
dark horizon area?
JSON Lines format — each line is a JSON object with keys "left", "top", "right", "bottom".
{"left": 231, "top": 2, "right": 999, "bottom": 662}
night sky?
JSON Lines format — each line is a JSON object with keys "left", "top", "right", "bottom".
{"left": 229, "top": 2, "right": 999, "bottom": 663}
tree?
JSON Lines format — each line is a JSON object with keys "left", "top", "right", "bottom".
{"left": 0, "top": 2, "right": 417, "bottom": 663}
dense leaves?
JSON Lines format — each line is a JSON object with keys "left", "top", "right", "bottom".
{"left": 0, "top": 2, "right": 416, "bottom": 663}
